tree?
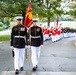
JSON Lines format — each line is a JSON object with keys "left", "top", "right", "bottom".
{"left": 34, "top": 0, "right": 64, "bottom": 26}
{"left": 0, "top": 0, "right": 29, "bottom": 22}
{"left": 69, "top": 1, "right": 76, "bottom": 18}
{"left": 0, "top": 0, "right": 45, "bottom": 23}
{"left": 0, "top": 0, "right": 63, "bottom": 26}
{"left": 63, "top": 0, "right": 76, "bottom": 19}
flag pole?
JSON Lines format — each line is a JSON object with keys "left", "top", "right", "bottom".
{"left": 28, "top": 0, "right": 32, "bottom": 61}
{"left": 27, "top": 1, "right": 32, "bottom": 61}
{"left": 24, "top": 1, "right": 32, "bottom": 61}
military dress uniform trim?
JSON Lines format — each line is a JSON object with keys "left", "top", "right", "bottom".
{"left": 28, "top": 25, "right": 43, "bottom": 70}
{"left": 10, "top": 25, "right": 29, "bottom": 48}
{"left": 14, "top": 36, "right": 25, "bottom": 38}
{"left": 31, "top": 35, "right": 40, "bottom": 38}
{"left": 10, "top": 24, "right": 29, "bottom": 72}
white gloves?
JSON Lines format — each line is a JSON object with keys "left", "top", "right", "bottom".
{"left": 10, "top": 46, "right": 14, "bottom": 50}
{"left": 25, "top": 45, "right": 30, "bottom": 48}
{"left": 41, "top": 45, "right": 43, "bottom": 48}
{"left": 25, "top": 45, "right": 28, "bottom": 48}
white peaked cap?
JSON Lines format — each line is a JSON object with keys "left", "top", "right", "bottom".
{"left": 16, "top": 16, "right": 23, "bottom": 20}
{"left": 32, "top": 18, "right": 38, "bottom": 22}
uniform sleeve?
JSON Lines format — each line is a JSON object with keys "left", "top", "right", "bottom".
{"left": 40, "top": 27, "right": 43, "bottom": 45}
{"left": 10, "top": 27, "right": 14, "bottom": 46}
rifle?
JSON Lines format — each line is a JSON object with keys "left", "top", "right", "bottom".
{"left": 12, "top": 49, "right": 14, "bottom": 58}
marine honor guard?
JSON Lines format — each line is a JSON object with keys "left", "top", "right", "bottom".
{"left": 28, "top": 19, "right": 43, "bottom": 71}
{"left": 10, "top": 16, "right": 29, "bottom": 74}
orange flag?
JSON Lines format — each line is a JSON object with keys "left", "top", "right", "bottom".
{"left": 24, "top": 2, "right": 32, "bottom": 28}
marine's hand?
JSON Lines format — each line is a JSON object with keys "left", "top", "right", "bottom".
{"left": 10, "top": 46, "right": 14, "bottom": 50}
{"left": 25, "top": 45, "right": 28, "bottom": 48}
{"left": 25, "top": 45, "right": 30, "bottom": 48}
{"left": 41, "top": 45, "right": 43, "bottom": 48}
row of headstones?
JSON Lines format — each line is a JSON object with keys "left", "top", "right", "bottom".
{"left": 0, "top": 29, "right": 11, "bottom": 35}
{"left": 63, "top": 32, "right": 76, "bottom": 38}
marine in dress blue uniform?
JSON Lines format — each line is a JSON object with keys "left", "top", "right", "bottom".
{"left": 10, "top": 16, "right": 29, "bottom": 74}
{"left": 28, "top": 19, "right": 43, "bottom": 71}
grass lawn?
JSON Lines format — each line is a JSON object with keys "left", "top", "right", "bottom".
{"left": 0, "top": 35, "right": 10, "bottom": 42}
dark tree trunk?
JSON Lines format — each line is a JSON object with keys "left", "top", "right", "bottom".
{"left": 22, "top": 10, "right": 26, "bottom": 25}
{"left": 47, "top": 17, "right": 50, "bottom": 27}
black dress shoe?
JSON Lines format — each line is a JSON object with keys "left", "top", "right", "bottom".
{"left": 32, "top": 67, "right": 36, "bottom": 71}
{"left": 20, "top": 67, "right": 23, "bottom": 71}
{"left": 15, "top": 69, "right": 19, "bottom": 74}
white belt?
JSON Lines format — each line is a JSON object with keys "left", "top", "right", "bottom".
{"left": 31, "top": 36, "right": 40, "bottom": 38}
{"left": 14, "top": 36, "right": 25, "bottom": 38}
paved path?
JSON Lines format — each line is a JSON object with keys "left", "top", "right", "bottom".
{"left": 0, "top": 37, "right": 76, "bottom": 74}
{"left": 0, "top": 71, "right": 76, "bottom": 75}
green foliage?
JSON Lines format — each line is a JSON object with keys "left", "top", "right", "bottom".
{"left": 0, "top": 35, "right": 10, "bottom": 41}
{"left": 0, "top": 0, "right": 62, "bottom": 17}
{"left": 0, "top": 0, "right": 63, "bottom": 26}
{"left": 0, "top": 22, "right": 4, "bottom": 31}
{"left": 0, "top": 22, "right": 4, "bottom": 26}
{"left": 0, "top": 0, "right": 29, "bottom": 17}
{"left": 0, "top": 21, "right": 9, "bottom": 30}
{"left": 0, "top": 27, "right": 4, "bottom": 31}
{"left": 69, "top": 10, "right": 76, "bottom": 18}
{"left": 40, "top": 0, "right": 63, "bottom": 26}
{"left": 66, "top": 0, "right": 76, "bottom": 18}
